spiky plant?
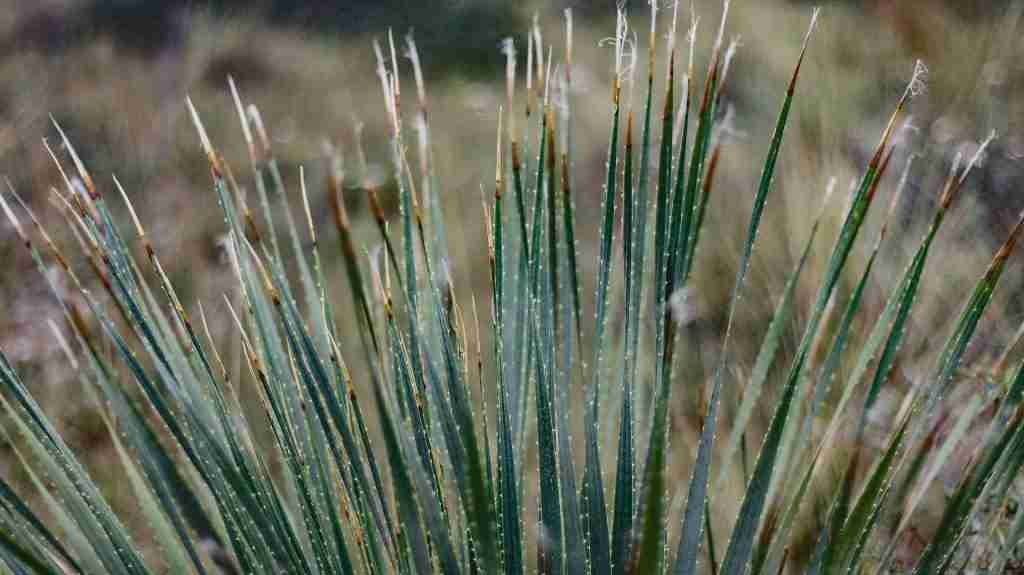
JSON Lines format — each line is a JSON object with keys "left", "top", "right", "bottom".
{"left": 0, "top": 3, "right": 1021, "bottom": 574}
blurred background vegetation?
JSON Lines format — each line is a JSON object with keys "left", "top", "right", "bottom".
{"left": 1, "top": 0, "right": 1023, "bottom": 569}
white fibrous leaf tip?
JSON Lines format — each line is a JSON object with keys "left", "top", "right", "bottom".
{"left": 626, "top": 32, "right": 639, "bottom": 107}
{"left": 527, "top": 30, "right": 534, "bottom": 95}
{"left": 404, "top": 33, "right": 426, "bottom": 106}
{"left": 565, "top": 8, "right": 573, "bottom": 66}
{"left": 388, "top": 29, "right": 400, "bottom": 96}
{"left": 228, "top": 76, "right": 254, "bottom": 150}
{"left": 598, "top": 5, "right": 629, "bottom": 87}
{"left": 649, "top": 0, "right": 658, "bottom": 42}
{"left": 804, "top": 7, "right": 821, "bottom": 47}
{"left": 245, "top": 104, "right": 271, "bottom": 155}
{"left": 972, "top": 130, "right": 997, "bottom": 165}
{"left": 500, "top": 39, "right": 516, "bottom": 139}
{"left": 532, "top": 12, "right": 543, "bottom": 85}
{"left": 373, "top": 38, "right": 387, "bottom": 81}
{"left": 502, "top": 38, "right": 516, "bottom": 92}
{"left": 0, "top": 189, "right": 26, "bottom": 242}
{"left": 373, "top": 39, "right": 398, "bottom": 133}
{"left": 720, "top": 35, "right": 742, "bottom": 84}
{"left": 615, "top": 8, "right": 628, "bottom": 79}
{"left": 959, "top": 130, "right": 997, "bottom": 184}
{"left": 715, "top": 0, "right": 731, "bottom": 52}
{"left": 495, "top": 106, "right": 503, "bottom": 179}
{"left": 543, "top": 47, "right": 553, "bottom": 106}
{"left": 949, "top": 151, "right": 964, "bottom": 181}
{"left": 112, "top": 174, "right": 145, "bottom": 240}
{"left": 185, "top": 96, "right": 214, "bottom": 157}
{"left": 687, "top": 12, "right": 699, "bottom": 80}
{"left": 909, "top": 60, "right": 928, "bottom": 97}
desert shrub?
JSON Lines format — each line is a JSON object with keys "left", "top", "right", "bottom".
{"left": 0, "top": 3, "right": 1022, "bottom": 574}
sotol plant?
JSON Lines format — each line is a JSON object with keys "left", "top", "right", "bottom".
{"left": 0, "top": 3, "right": 1022, "bottom": 574}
